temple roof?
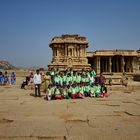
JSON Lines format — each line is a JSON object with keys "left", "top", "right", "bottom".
{"left": 49, "top": 34, "right": 88, "bottom": 47}
{"left": 87, "top": 50, "right": 139, "bottom": 57}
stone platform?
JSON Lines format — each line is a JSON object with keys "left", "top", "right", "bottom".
{"left": 0, "top": 78, "right": 140, "bottom": 140}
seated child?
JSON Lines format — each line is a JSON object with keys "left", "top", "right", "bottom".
{"left": 77, "top": 83, "right": 84, "bottom": 98}
{"left": 0, "top": 72, "right": 4, "bottom": 86}
{"left": 61, "top": 85, "right": 70, "bottom": 99}
{"left": 89, "top": 84, "right": 96, "bottom": 97}
{"left": 21, "top": 76, "right": 29, "bottom": 89}
{"left": 71, "top": 84, "right": 79, "bottom": 99}
{"left": 46, "top": 84, "right": 54, "bottom": 101}
{"left": 94, "top": 82, "right": 102, "bottom": 97}
{"left": 84, "top": 83, "right": 90, "bottom": 97}
{"left": 54, "top": 74, "right": 60, "bottom": 86}
{"left": 101, "top": 83, "right": 108, "bottom": 97}
{"left": 54, "top": 85, "right": 63, "bottom": 100}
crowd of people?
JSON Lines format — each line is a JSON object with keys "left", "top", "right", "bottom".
{"left": 30, "top": 68, "right": 108, "bottom": 100}
{"left": 0, "top": 71, "right": 16, "bottom": 86}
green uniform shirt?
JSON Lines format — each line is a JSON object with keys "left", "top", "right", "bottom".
{"left": 91, "top": 70, "right": 96, "bottom": 77}
{"left": 85, "top": 77, "right": 90, "bottom": 83}
{"left": 71, "top": 87, "right": 76, "bottom": 95}
{"left": 63, "top": 75, "right": 67, "bottom": 83}
{"left": 79, "top": 86, "right": 84, "bottom": 94}
{"left": 72, "top": 75, "right": 77, "bottom": 83}
{"left": 95, "top": 85, "right": 101, "bottom": 93}
{"left": 47, "top": 88, "right": 52, "bottom": 96}
{"left": 59, "top": 77, "right": 63, "bottom": 86}
{"left": 90, "top": 86, "right": 96, "bottom": 93}
{"left": 84, "top": 85, "right": 90, "bottom": 92}
{"left": 55, "top": 88, "right": 60, "bottom": 95}
{"left": 67, "top": 86, "right": 72, "bottom": 93}
{"left": 54, "top": 76, "right": 59, "bottom": 83}
{"left": 81, "top": 77, "right": 86, "bottom": 83}
{"left": 86, "top": 72, "right": 90, "bottom": 78}
{"left": 76, "top": 75, "right": 81, "bottom": 83}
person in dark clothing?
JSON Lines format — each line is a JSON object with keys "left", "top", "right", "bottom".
{"left": 21, "top": 76, "right": 29, "bottom": 89}
{"left": 101, "top": 83, "right": 108, "bottom": 97}
{"left": 98, "top": 72, "right": 106, "bottom": 86}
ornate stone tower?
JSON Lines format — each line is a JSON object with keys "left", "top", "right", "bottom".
{"left": 48, "top": 34, "right": 91, "bottom": 70}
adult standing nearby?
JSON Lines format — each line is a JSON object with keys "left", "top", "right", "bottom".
{"left": 33, "top": 70, "right": 42, "bottom": 97}
{"left": 98, "top": 72, "right": 106, "bottom": 87}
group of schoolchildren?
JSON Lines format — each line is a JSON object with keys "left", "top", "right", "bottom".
{"left": 46, "top": 68, "right": 108, "bottom": 101}
{"left": 0, "top": 71, "right": 16, "bottom": 86}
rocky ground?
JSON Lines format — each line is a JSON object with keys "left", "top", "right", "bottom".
{"left": 0, "top": 77, "right": 140, "bottom": 140}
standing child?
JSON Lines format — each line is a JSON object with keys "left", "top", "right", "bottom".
{"left": 0, "top": 71, "right": 3, "bottom": 86}
{"left": 11, "top": 72, "right": 16, "bottom": 85}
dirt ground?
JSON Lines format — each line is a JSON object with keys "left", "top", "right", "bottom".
{"left": 0, "top": 75, "right": 140, "bottom": 140}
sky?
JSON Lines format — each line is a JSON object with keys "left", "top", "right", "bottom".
{"left": 0, "top": 0, "right": 140, "bottom": 68}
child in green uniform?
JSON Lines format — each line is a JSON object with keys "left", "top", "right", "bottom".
{"left": 54, "top": 86, "right": 63, "bottom": 100}
{"left": 78, "top": 83, "right": 85, "bottom": 98}
{"left": 46, "top": 84, "right": 54, "bottom": 101}
{"left": 71, "top": 84, "right": 79, "bottom": 99}
{"left": 76, "top": 73, "right": 81, "bottom": 84}
{"left": 54, "top": 74, "right": 60, "bottom": 86}
{"left": 90, "top": 68, "right": 96, "bottom": 77}
{"left": 86, "top": 70, "right": 90, "bottom": 78}
{"left": 67, "top": 85, "right": 72, "bottom": 97}
{"left": 89, "top": 84, "right": 96, "bottom": 97}
{"left": 85, "top": 74, "right": 90, "bottom": 84}
{"left": 94, "top": 82, "right": 101, "bottom": 97}
{"left": 66, "top": 74, "right": 72, "bottom": 86}
{"left": 84, "top": 83, "right": 90, "bottom": 97}
{"left": 62, "top": 73, "right": 67, "bottom": 86}
{"left": 72, "top": 72, "right": 77, "bottom": 84}
{"left": 81, "top": 75, "right": 86, "bottom": 83}
{"left": 50, "top": 68, "right": 55, "bottom": 84}
{"left": 61, "top": 85, "right": 70, "bottom": 99}
{"left": 59, "top": 73, "right": 63, "bottom": 87}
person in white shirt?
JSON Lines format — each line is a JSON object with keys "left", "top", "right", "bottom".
{"left": 33, "top": 70, "right": 42, "bottom": 97}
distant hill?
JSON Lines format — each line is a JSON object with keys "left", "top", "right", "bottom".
{"left": 0, "top": 60, "right": 16, "bottom": 70}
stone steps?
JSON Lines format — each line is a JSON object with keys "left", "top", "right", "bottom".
{"left": 107, "top": 84, "right": 140, "bottom": 92}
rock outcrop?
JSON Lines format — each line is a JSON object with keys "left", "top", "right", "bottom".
{"left": 0, "top": 60, "right": 16, "bottom": 70}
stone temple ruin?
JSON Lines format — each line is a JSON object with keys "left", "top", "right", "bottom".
{"left": 48, "top": 34, "right": 91, "bottom": 70}
{"left": 48, "top": 34, "right": 140, "bottom": 77}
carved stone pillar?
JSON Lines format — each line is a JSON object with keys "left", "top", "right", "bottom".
{"left": 121, "top": 56, "right": 125, "bottom": 73}
{"left": 132, "top": 57, "right": 135, "bottom": 73}
{"left": 52, "top": 48, "right": 54, "bottom": 57}
{"left": 83, "top": 47, "right": 85, "bottom": 57}
{"left": 55, "top": 48, "right": 58, "bottom": 57}
{"left": 73, "top": 48, "right": 75, "bottom": 56}
{"left": 109, "top": 57, "right": 112, "bottom": 73}
{"left": 97, "top": 57, "right": 100, "bottom": 74}
{"left": 116, "top": 58, "right": 119, "bottom": 72}
{"left": 78, "top": 46, "right": 80, "bottom": 57}
{"left": 76, "top": 47, "right": 78, "bottom": 57}
{"left": 105, "top": 57, "right": 107, "bottom": 72}
{"left": 65, "top": 46, "right": 67, "bottom": 56}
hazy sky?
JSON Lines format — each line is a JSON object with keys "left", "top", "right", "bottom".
{"left": 0, "top": 0, "right": 140, "bottom": 68}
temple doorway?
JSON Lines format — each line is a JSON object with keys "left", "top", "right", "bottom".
{"left": 112, "top": 55, "right": 121, "bottom": 72}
